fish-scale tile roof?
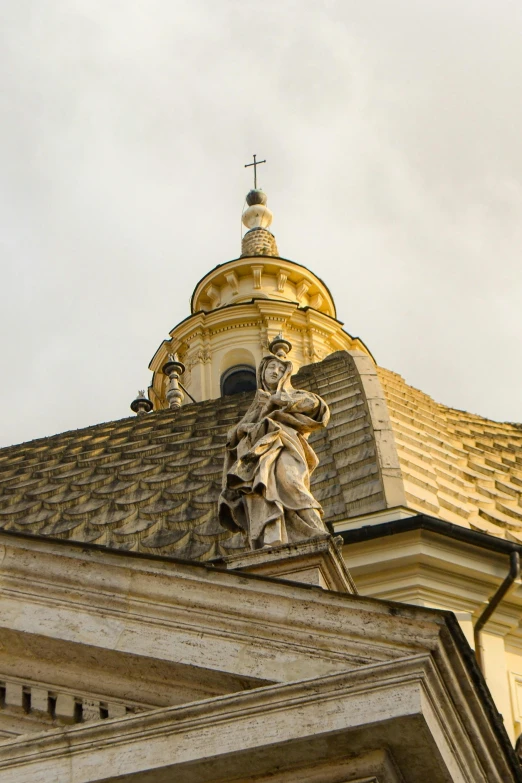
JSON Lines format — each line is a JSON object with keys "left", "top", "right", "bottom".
{"left": 1, "top": 351, "right": 520, "bottom": 559}
{"left": 0, "top": 353, "right": 382, "bottom": 559}
{"left": 378, "top": 366, "right": 522, "bottom": 540}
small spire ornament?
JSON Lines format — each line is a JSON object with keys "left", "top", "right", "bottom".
{"left": 244, "top": 153, "right": 266, "bottom": 189}
{"left": 242, "top": 154, "right": 273, "bottom": 231}
{"left": 130, "top": 390, "right": 153, "bottom": 416}
{"left": 268, "top": 332, "right": 292, "bottom": 359}
{"left": 241, "top": 158, "right": 278, "bottom": 257}
{"left": 162, "top": 353, "right": 186, "bottom": 411}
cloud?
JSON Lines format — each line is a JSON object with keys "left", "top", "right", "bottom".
{"left": 0, "top": 0, "right": 521, "bottom": 446}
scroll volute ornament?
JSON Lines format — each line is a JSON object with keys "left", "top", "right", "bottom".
{"left": 219, "top": 334, "right": 330, "bottom": 550}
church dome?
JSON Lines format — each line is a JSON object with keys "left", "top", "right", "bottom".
{"left": 147, "top": 188, "right": 372, "bottom": 409}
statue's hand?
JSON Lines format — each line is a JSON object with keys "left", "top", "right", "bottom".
{"left": 269, "top": 393, "right": 288, "bottom": 408}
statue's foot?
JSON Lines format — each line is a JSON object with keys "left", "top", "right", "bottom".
{"left": 260, "top": 540, "right": 283, "bottom": 549}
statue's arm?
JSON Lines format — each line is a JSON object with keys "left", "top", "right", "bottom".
{"left": 269, "top": 390, "right": 330, "bottom": 431}
{"left": 227, "top": 390, "right": 271, "bottom": 443}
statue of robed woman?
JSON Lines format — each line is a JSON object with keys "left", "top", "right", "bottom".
{"left": 219, "top": 339, "right": 330, "bottom": 549}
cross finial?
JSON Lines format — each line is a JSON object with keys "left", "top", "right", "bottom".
{"left": 244, "top": 154, "right": 266, "bottom": 189}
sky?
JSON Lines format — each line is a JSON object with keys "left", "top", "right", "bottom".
{"left": 0, "top": 0, "right": 521, "bottom": 448}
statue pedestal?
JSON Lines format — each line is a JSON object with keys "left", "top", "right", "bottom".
{"left": 221, "top": 535, "right": 357, "bottom": 594}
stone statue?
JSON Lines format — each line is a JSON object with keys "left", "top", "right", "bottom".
{"left": 219, "top": 336, "right": 330, "bottom": 549}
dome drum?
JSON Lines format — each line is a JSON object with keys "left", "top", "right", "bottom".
{"left": 148, "top": 299, "right": 371, "bottom": 409}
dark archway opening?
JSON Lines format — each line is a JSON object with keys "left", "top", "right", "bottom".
{"left": 221, "top": 365, "right": 257, "bottom": 396}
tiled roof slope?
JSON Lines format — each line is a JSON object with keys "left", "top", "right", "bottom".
{"left": 378, "top": 366, "right": 522, "bottom": 541}
{"left": 0, "top": 353, "right": 385, "bottom": 560}
{"left": 1, "top": 351, "right": 520, "bottom": 559}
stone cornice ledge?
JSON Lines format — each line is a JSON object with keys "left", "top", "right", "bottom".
{"left": 0, "top": 534, "right": 459, "bottom": 679}
{"left": 0, "top": 655, "right": 514, "bottom": 783}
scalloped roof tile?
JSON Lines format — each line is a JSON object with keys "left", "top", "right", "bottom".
{"left": 0, "top": 351, "right": 520, "bottom": 559}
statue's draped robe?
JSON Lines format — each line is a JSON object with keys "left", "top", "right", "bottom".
{"left": 219, "top": 387, "right": 330, "bottom": 548}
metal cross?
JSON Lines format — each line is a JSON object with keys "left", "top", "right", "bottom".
{"left": 244, "top": 154, "right": 266, "bottom": 189}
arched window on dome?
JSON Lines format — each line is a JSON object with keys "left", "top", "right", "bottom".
{"left": 221, "top": 365, "right": 257, "bottom": 397}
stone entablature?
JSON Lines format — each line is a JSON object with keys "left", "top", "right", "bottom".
{"left": 0, "top": 532, "right": 516, "bottom": 782}
{"left": 339, "top": 523, "right": 522, "bottom": 745}
{"left": 0, "top": 676, "right": 147, "bottom": 738}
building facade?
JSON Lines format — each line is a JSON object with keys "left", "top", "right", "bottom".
{"left": 0, "top": 188, "right": 520, "bottom": 781}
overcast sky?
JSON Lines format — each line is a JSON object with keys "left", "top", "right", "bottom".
{"left": 0, "top": 0, "right": 521, "bottom": 448}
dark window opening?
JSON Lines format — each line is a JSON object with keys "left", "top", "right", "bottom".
{"left": 221, "top": 365, "right": 257, "bottom": 396}
{"left": 22, "top": 689, "right": 31, "bottom": 714}
{"left": 74, "top": 700, "right": 83, "bottom": 723}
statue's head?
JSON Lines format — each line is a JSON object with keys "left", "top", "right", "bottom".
{"left": 257, "top": 355, "right": 293, "bottom": 393}
{"left": 263, "top": 359, "right": 286, "bottom": 390}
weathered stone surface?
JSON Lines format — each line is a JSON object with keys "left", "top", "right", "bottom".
{"left": 241, "top": 227, "right": 279, "bottom": 257}
{"left": 221, "top": 535, "right": 357, "bottom": 593}
{"left": 0, "top": 657, "right": 510, "bottom": 783}
{"left": 219, "top": 349, "right": 330, "bottom": 549}
{"left": 0, "top": 530, "right": 517, "bottom": 780}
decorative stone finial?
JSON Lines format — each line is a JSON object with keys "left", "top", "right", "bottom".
{"left": 269, "top": 333, "right": 292, "bottom": 359}
{"left": 241, "top": 158, "right": 278, "bottom": 256}
{"left": 242, "top": 198, "right": 273, "bottom": 231}
{"left": 130, "top": 390, "right": 153, "bottom": 416}
{"left": 246, "top": 189, "right": 267, "bottom": 206}
{"left": 242, "top": 159, "right": 271, "bottom": 228}
{"left": 241, "top": 190, "right": 278, "bottom": 257}
{"left": 162, "top": 353, "right": 186, "bottom": 411}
